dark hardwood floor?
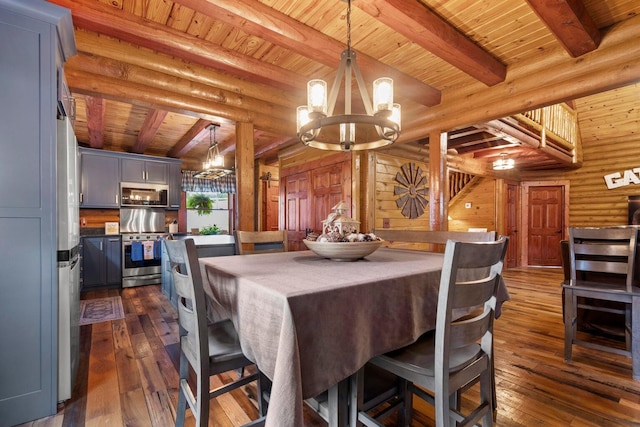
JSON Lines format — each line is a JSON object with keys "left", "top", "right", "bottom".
{"left": 17, "top": 267, "right": 640, "bottom": 426}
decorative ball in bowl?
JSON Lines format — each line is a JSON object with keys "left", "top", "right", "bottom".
{"left": 303, "top": 238, "right": 383, "bottom": 261}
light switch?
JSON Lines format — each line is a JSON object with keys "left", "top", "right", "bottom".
{"left": 465, "top": 202, "right": 472, "bottom": 209}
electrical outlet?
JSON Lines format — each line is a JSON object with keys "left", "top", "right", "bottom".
{"left": 81, "top": 217, "right": 87, "bottom": 227}
{"left": 383, "top": 218, "right": 390, "bottom": 228}
{"left": 465, "top": 202, "right": 472, "bottom": 209}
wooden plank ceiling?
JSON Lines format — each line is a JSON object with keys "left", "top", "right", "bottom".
{"left": 47, "top": 0, "right": 640, "bottom": 172}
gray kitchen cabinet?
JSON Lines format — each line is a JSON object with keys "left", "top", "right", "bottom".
{"left": 168, "top": 161, "right": 182, "bottom": 209}
{"left": 79, "top": 148, "right": 120, "bottom": 208}
{"left": 81, "top": 236, "right": 121, "bottom": 289}
{"left": 0, "top": 1, "right": 75, "bottom": 424}
{"left": 121, "top": 157, "right": 168, "bottom": 184}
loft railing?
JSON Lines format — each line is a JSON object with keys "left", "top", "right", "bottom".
{"left": 516, "top": 103, "right": 578, "bottom": 163}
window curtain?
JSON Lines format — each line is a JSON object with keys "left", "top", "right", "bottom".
{"left": 181, "top": 170, "right": 236, "bottom": 193}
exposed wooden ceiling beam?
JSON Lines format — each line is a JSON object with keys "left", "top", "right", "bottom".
{"left": 354, "top": 0, "right": 507, "bottom": 86}
{"left": 167, "top": 119, "right": 210, "bottom": 158}
{"left": 50, "top": 0, "right": 305, "bottom": 91}
{"left": 399, "top": 14, "right": 640, "bottom": 143}
{"left": 66, "top": 53, "right": 291, "bottom": 123}
{"left": 65, "top": 68, "right": 292, "bottom": 135}
{"left": 84, "top": 96, "right": 104, "bottom": 148}
{"left": 525, "top": 0, "right": 602, "bottom": 57}
{"left": 173, "top": 0, "right": 441, "bottom": 106}
{"left": 74, "top": 30, "right": 300, "bottom": 110}
{"left": 133, "top": 109, "right": 168, "bottom": 154}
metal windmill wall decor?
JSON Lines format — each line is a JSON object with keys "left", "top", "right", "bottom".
{"left": 394, "top": 162, "right": 429, "bottom": 219}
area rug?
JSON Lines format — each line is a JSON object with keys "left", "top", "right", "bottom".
{"left": 79, "top": 296, "right": 125, "bottom": 325}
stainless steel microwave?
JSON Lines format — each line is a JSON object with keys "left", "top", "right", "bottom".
{"left": 120, "top": 182, "right": 169, "bottom": 207}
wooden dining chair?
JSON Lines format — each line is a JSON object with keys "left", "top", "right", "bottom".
{"left": 234, "top": 230, "right": 288, "bottom": 255}
{"left": 165, "top": 238, "right": 267, "bottom": 427}
{"left": 350, "top": 237, "right": 509, "bottom": 427}
{"left": 563, "top": 227, "right": 640, "bottom": 378}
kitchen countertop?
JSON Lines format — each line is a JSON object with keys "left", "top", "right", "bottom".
{"left": 170, "top": 234, "right": 235, "bottom": 246}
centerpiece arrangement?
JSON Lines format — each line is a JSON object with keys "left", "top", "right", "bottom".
{"left": 303, "top": 201, "right": 383, "bottom": 261}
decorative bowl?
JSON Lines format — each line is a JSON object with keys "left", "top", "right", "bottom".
{"left": 303, "top": 239, "right": 383, "bottom": 261}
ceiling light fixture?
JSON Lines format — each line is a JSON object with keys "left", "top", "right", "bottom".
{"left": 194, "top": 124, "right": 233, "bottom": 179}
{"left": 296, "top": 0, "right": 401, "bottom": 151}
{"left": 493, "top": 153, "right": 515, "bottom": 170}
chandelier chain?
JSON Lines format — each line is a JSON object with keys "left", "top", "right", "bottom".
{"left": 209, "top": 124, "right": 216, "bottom": 148}
{"left": 346, "top": 0, "right": 351, "bottom": 53}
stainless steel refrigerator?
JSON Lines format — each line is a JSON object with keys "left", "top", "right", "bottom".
{"left": 56, "top": 116, "right": 80, "bottom": 402}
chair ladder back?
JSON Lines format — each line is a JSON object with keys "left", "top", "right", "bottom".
{"left": 441, "top": 240, "right": 506, "bottom": 352}
{"left": 569, "top": 227, "right": 637, "bottom": 291}
{"left": 164, "top": 240, "right": 210, "bottom": 392}
{"left": 235, "top": 230, "right": 288, "bottom": 255}
{"left": 434, "top": 237, "right": 508, "bottom": 427}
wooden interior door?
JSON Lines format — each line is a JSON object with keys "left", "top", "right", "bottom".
{"left": 282, "top": 157, "right": 351, "bottom": 250}
{"left": 284, "top": 171, "right": 311, "bottom": 251}
{"left": 261, "top": 179, "right": 280, "bottom": 231}
{"left": 528, "top": 185, "right": 564, "bottom": 266}
{"left": 311, "top": 164, "right": 349, "bottom": 233}
{"left": 506, "top": 182, "right": 519, "bottom": 268}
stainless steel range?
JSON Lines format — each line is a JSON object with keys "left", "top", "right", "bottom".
{"left": 120, "top": 208, "right": 167, "bottom": 288}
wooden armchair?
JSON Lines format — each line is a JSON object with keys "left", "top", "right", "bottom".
{"left": 563, "top": 227, "right": 640, "bottom": 379}
{"left": 234, "top": 230, "right": 288, "bottom": 255}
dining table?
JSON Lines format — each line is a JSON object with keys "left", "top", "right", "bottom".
{"left": 199, "top": 247, "right": 510, "bottom": 427}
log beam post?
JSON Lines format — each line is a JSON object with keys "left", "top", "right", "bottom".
{"left": 429, "top": 131, "right": 448, "bottom": 232}
{"left": 235, "top": 122, "right": 255, "bottom": 231}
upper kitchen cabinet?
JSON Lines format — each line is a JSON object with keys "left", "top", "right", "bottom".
{"left": 121, "top": 158, "right": 167, "bottom": 184}
{"left": 79, "top": 148, "right": 120, "bottom": 208}
{"left": 0, "top": 0, "right": 76, "bottom": 424}
{"left": 168, "top": 161, "right": 182, "bottom": 210}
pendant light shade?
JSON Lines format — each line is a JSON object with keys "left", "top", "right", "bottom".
{"left": 493, "top": 153, "right": 515, "bottom": 170}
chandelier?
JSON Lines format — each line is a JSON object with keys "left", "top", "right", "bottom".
{"left": 296, "top": 0, "right": 401, "bottom": 151}
{"left": 492, "top": 153, "right": 515, "bottom": 170}
{"left": 194, "top": 124, "right": 233, "bottom": 179}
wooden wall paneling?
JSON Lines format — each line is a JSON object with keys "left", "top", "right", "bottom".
{"left": 359, "top": 151, "right": 376, "bottom": 233}
{"left": 518, "top": 84, "right": 640, "bottom": 230}
{"left": 80, "top": 208, "right": 120, "bottom": 230}
{"left": 373, "top": 153, "right": 430, "bottom": 231}
{"left": 79, "top": 209, "right": 178, "bottom": 232}
{"left": 448, "top": 178, "right": 497, "bottom": 232}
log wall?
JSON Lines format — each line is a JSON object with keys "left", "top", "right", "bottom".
{"left": 372, "top": 153, "right": 430, "bottom": 231}
{"left": 521, "top": 83, "right": 640, "bottom": 227}
{"left": 448, "top": 178, "right": 497, "bottom": 232}
{"left": 370, "top": 152, "right": 498, "bottom": 232}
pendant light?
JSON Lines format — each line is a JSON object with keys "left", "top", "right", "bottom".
{"left": 492, "top": 153, "right": 515, "bottom": 170}
{"left": 194, "top": 124, "right": 233, "bottom": 179}
{"left": 296, "top": 0, "right": 401, "bottom": 151}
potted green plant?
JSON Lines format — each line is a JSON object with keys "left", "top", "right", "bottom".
{"left": 187, "top": 193, "right": 213, "bottom": 215}
{"left": 200, "top": 224, "right": 220, "bottom": 235}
